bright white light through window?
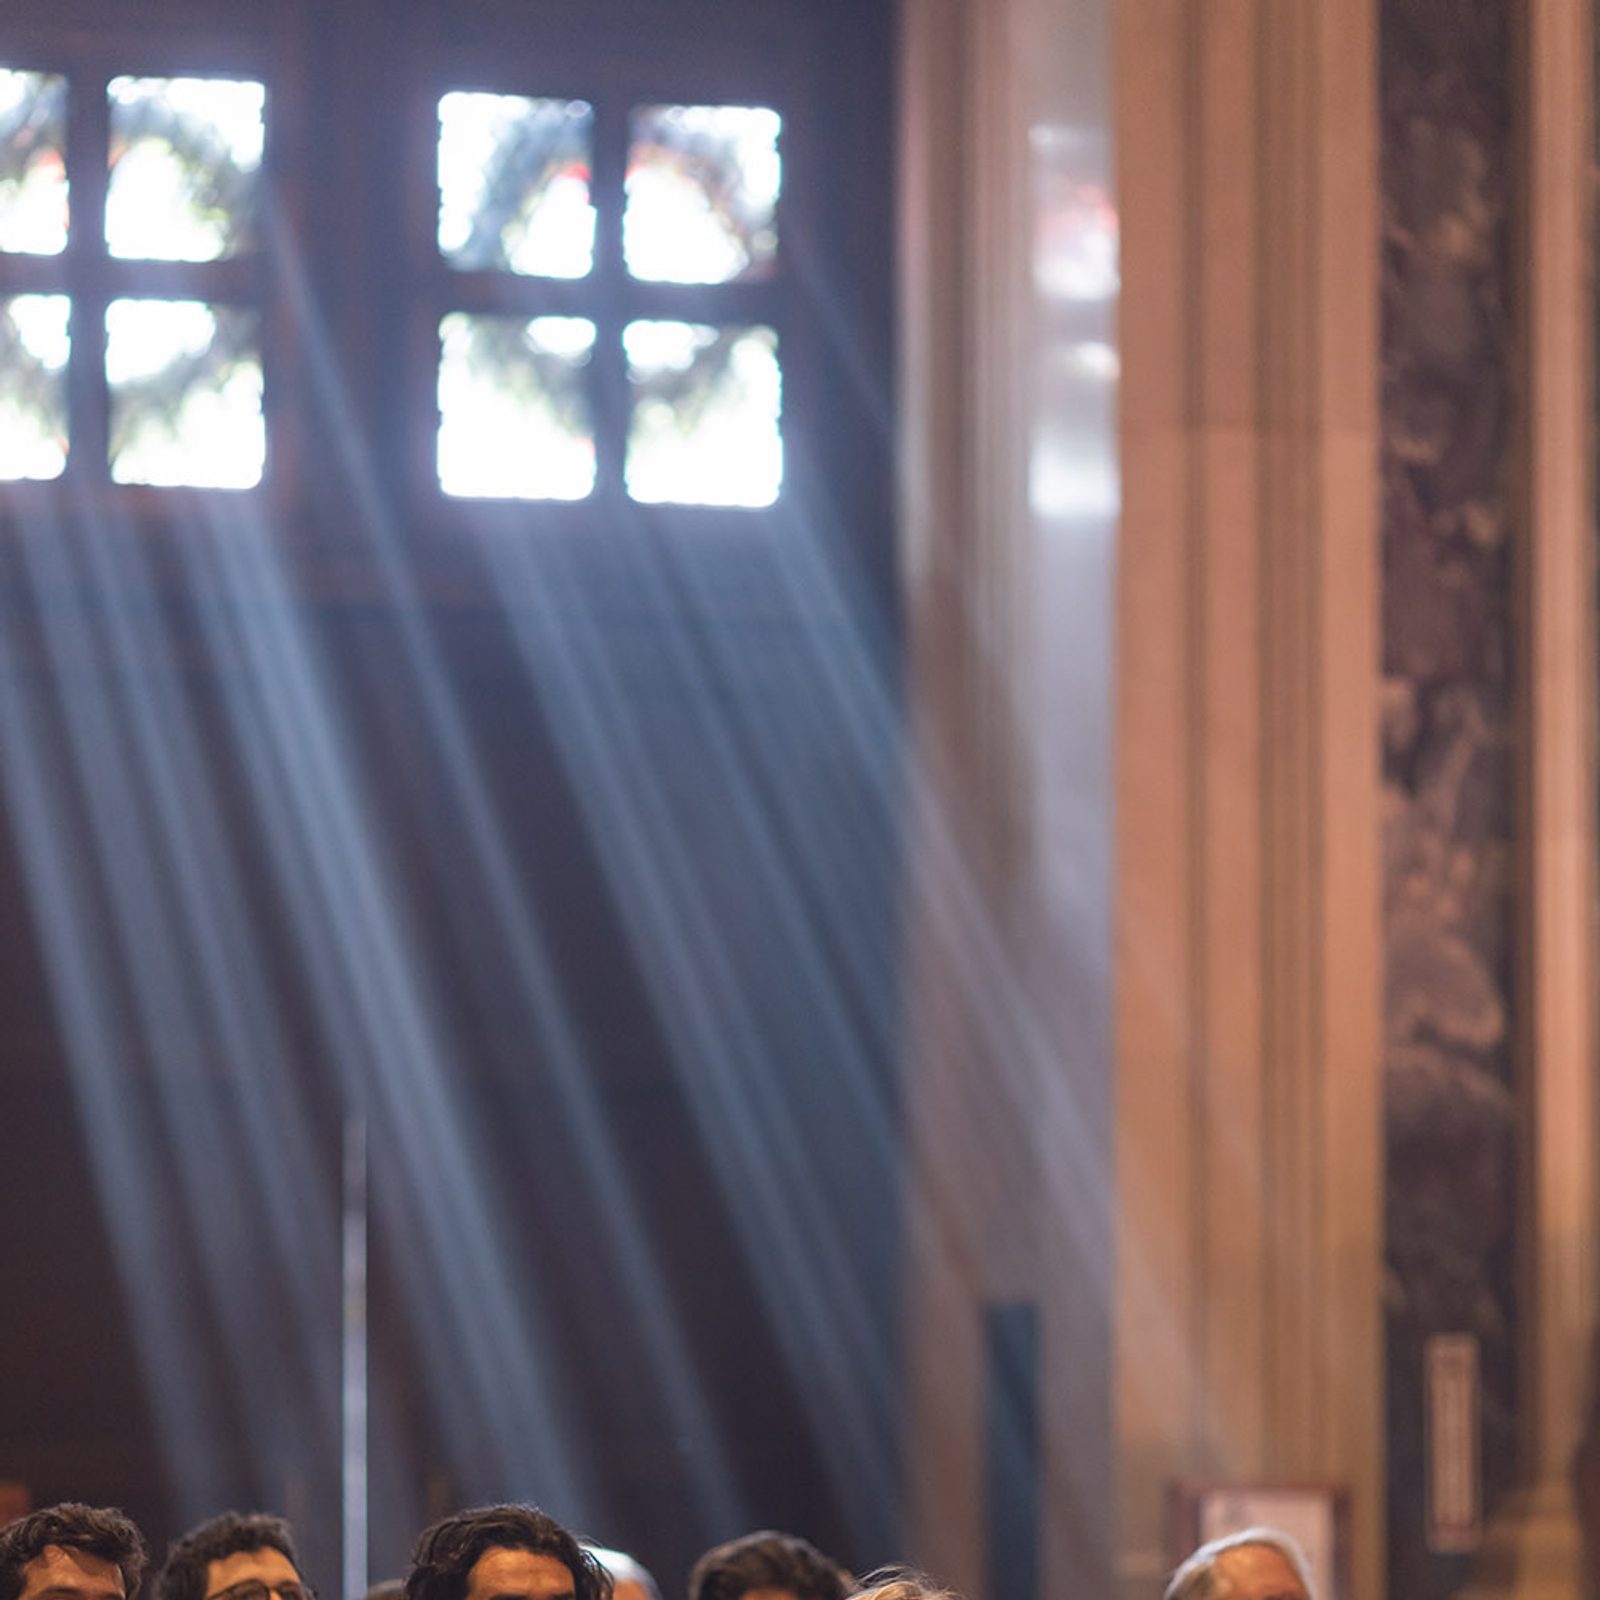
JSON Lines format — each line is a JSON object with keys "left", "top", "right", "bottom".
{"left": 437, "top": 312, "right": 596, "bottom": 500}
{"left": 625, "top": 105, "right": 780, "bottom": 284}
{"left": 106, "top": 76, "right": 265, "bottom": 261}
{"left": 0, "top": 68, "right": 69, "bottom": 254}
{"left": 107, "top": 298, "right": 264, "bottom": 487}
{"left": 11, "top": 291, "right": 69, "bottom": 369}
{"left": 438, "top": 92, "right": 595, "bottom": 278}
{"left": 0, "top": 293, "right": 70, "bottom": 480}
{"left": 1034, "top": 180, "right": 1119, "bottom": 302}
{"left": 624, "top": 321, "right": 781, "bottom": 506}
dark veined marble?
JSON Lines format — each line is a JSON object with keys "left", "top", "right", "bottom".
{"left": 1380, "top": 4, "right": 1517, "bottom": 1599}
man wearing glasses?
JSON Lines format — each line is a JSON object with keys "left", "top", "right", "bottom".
{"left": 155, "top": 1514, "right": 309, "bottom": 1600}
{"left": 0, "top": 1503, "right": 146, "bottom": 1600}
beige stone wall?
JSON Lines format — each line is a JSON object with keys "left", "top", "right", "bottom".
{"left": 1112, "top": 5, "right": 1384, "bottom": 1598}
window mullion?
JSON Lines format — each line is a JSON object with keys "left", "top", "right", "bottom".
{"left": 64, "top": 67, "right": 109, "bottom": 486}
{"left": 61, "top": 68, "right": 112, "bottom": 489}
{"left": 588, "top": 93, "right": 629, "bottom": 504}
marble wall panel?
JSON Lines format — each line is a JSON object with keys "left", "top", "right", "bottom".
{"left": 1380, "top": 4, "right": 1518, "bottom": 1598}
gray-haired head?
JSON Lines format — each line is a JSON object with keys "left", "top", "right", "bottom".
{"left": 845, "top": 1568, "right": 956, "bottom": 1600}
{"left": 582, "top": 1549, "right": 659, "bottom": 1600}
{"left": 1163, "top": 1528, "right": 1314, "bottom": 1600}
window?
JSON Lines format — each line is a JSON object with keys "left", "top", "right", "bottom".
{"left": 431, "top": 92, "right": 784, "bottom": 507}
{"left": 0, "top": 47, "right": 275, "bottom": 491}
{"left": 0, "top": 0, "right": 894, "bottom": 572}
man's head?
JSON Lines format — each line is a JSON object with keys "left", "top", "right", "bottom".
{"left": 688, "top": 1532, "right": 848, "bottom": 1600}
{"left": 154, "top": 1513, "right": 304, "bottom": 1600}
{"left": 0, "top": 1503, "right": 146, "bottom": 1600}
{"left": 405, "top": 1506, "right": 608, "bottom": 1600}
{"left": 1164, "top": 1529, "right": 1313, "bottom": 1600}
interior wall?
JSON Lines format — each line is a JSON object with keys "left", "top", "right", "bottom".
{"left": 0, "top": 3, "right": 906, "bottom": 1590}
{"left": 901, "top": 4, "right": 1599, "bottom": 1599}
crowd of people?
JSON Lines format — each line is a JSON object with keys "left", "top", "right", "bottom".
{"left": 0, "top": 1499, "right": 1314, "bottom": 1600}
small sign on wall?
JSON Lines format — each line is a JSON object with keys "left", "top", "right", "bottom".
{"left": 1425, "top": 1332, "right": 1481, "bottom": 1552}
{"left": 0, "top": 1481, "right": 30, "bottom": 1524}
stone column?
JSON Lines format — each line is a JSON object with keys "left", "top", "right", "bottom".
{"left": 1114, "top": 4, "right": 1384, "bottom": 1599}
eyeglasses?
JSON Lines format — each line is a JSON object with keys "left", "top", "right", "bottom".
{"left": 205, "top": 1582, "right": 316, "bottom": 1600}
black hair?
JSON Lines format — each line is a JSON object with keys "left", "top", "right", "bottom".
{"left": 688, "top": 1533, "right": 848, "bottom": 1600}
{"left": 155, "top": 1513, "right": 301, "bottom": 1600}
{"left": 0, "top": 1503, "right": 147, "bottom": 1600}
{"left": 405, "top": 1506, "right": 608, "bottom": 1600}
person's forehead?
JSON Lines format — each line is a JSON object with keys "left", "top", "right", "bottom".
{"left": 1214, "top": 1545, "right": 1308, "bottom": 1600}
{"left": 22, "top": 1547, "right": 126, "bottom": 1595}
{"left": 205, "top": 1548, "right": 301, "bottom": 1588}
{"left": 469, "top": 1549, "right": 573, "bottom": 1589}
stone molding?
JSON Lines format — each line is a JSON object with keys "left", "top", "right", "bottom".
{"left": 1519, "top": 0, "right": 1597, "bottom": 1495}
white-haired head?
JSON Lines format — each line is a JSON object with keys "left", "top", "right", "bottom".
{"left": 1163, "top": 1528, "right": 1314, "bottom": 1600}
{"left": 584, "top": 1547, "right": 662, "bottom": 1600}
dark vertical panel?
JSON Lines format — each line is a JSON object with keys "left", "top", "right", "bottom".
{"left": 1380, "top": 5, "right": 1517, "bottom": 1598}
{"left": 984, "top": 1303, "right": 1040, "bottom": 1600}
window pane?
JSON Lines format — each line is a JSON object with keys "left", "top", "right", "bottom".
{"left": 0, "top": 294, "right": 69, "bottom": 480}
{"left": 438, "top": 93, "right": 594, "bottom": 277}
{"left": 107, "top": 299, "right": 263, "bottom": 487}
{"left": 0, "top": 68, "right": 68, "bottom": 255}
{"left": 106, "top": 76, "right": 265, "bottom": 261}
{"left": 438, "top": 312, "right": 595, "bottom": 500}
{"left": 624, "top": 105, "right": 780, "bottom": 284}
{"left": 624, "top": 321, "right": 781, "bottom": 506}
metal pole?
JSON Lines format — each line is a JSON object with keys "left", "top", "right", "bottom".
{"left": 342, "top": 1115, "right": 369, "bottom": 1600}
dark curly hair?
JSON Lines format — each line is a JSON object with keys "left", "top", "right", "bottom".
{"left": 404, "top": 1507, "right": 608, "bottom": 1600}
{"left": 0, "top": 1503, "right": 146, "bottom": 1600}
{"left": 688, "top": 1533, "right": 848, "bottom": 1600}
{"left": 154, "top": 1513, "right": 301, "bottom": 1600}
